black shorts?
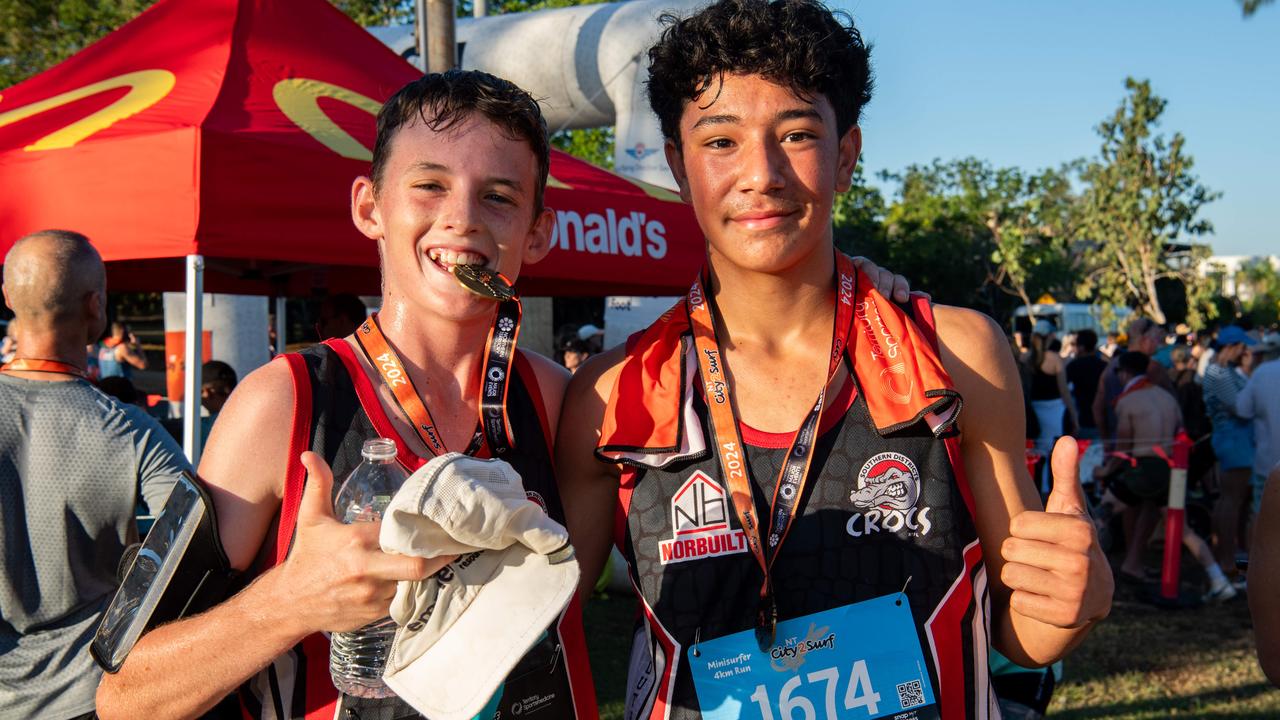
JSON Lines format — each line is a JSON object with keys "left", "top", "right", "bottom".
{"left": 1110, "top": 456, "right": 1171, "bottom": 506}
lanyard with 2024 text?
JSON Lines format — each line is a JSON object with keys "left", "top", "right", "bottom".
{"left": 353, "top": 303, "right": 521, "bottom": 458}
{"left": 687, "top": 252, "right": 857, "bottom": 651}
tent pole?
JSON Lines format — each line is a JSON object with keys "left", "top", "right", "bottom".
{"left": 274, "top": 296, "right": 287, "bottom": 356}
{"left": 415, "top": 0, "right": 429, "bottom": 71}
{"left": 183, "top": 254, "right": 205, "bottom": 465}
{"left": 427, "top": 0, "right": 457, "bottom": 72}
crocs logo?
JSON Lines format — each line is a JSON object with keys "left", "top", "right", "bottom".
{"left": 847, "top": 452, "right": 932, "bottom": 537}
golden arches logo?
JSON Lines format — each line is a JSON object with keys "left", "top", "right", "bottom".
{"left": 272, "top": 78, "right": 382, "bottom": 161}
{"left": 273, "top": 78, "right": 587, "bottom": 191}
{"left": 0, "top": 69, "right": 175, "bottom": 151}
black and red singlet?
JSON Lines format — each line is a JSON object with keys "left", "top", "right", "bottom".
{"left": 238, "top": 339, "right": 596, "bottom": 720}
{"left": 597, "top": 266, "right": 994, "bottom": 720}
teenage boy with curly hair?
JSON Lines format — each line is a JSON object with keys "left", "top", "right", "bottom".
{"left": 557, "top": 2, "right": 1113, "bottom": 717}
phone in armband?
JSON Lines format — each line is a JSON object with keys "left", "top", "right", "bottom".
{"left": 91, "top": 471, "right": 240, "bottom": 673}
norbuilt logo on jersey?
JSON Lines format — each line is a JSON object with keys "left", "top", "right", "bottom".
{"left": 658, "top": 471, "right": 749, "bottom": 564}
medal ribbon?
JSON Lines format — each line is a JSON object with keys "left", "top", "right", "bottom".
{"left": 479, "top": 299, "right": 521, "bottom": 456}
{"left": 687, "top": 252, "right": 856, "bottom": 649}
{"left": 355, "top": 306, "right": 519, "bottom": 457}
{"left": 2, "top": 357, "right": 88, "bottom": 379}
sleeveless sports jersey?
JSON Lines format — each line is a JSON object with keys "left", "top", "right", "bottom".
{"left": 599, "top": 289, "right": 996, "bottom": 720}
{"left": 97, "top": 340, "right": 128, "bottom": 379}
{"left": 239, "top": 339, "right": 596, "bottom": 720}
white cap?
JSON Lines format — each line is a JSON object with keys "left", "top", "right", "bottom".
{"left": 378, "top": 454, "right": 579, "bottom": 719}
{"left": 577, "top": 323, "right": 603, "bottom": 341}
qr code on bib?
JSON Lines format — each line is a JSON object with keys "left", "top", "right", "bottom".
{"left": 896, "top": 679, "right": 925, "bottom": 708}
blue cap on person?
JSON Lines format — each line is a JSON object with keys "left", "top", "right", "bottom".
{"left": 1218, "top": 326, "right": 1256, "bottom": 347}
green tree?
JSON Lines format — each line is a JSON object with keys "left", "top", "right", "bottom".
{"left": 873, "top": 159, "right": 997, "bottom": 311}
{"left": 330, "top": 0, "right": 414, "bottom": 25}
{"left": 0, "top": 0, "right": 157, "bottom": 88}
{"left": 481, "top": 0, "right": 606, "bottom": 13}
{"left": 861, "top": 158, "right": 1074, "bottom": 318}
{"left": 1237, "top": 258, "right": 1280, "bottom": 327}
{"left": 0, "top": 0, "right": 426, "bottom": 88}
{"left": 981, "top": 163, "right": 1077, "bottom": 319}
{"left": 1075, "top": 78, "right": 1220, "bottom": 327}
{"left": 1238, "top": 0, "right": 1275, "bottom": 17}
{"left": 832, "top": 162, "right": 886, "bottom": 254}
{"left": 551, "top": 126, "right": 613, "bottom": 169}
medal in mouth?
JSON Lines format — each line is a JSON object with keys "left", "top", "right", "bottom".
{"left": 451, "top": 263, "right": 516, "bottom": 302}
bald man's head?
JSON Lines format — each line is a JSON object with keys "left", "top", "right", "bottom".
{"left": 3, "top": 230, "right": 106, "bottom": 332}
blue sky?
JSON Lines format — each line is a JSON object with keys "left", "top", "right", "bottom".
{"left": 834, "top": 0, "right": 1278, "bottom": 257}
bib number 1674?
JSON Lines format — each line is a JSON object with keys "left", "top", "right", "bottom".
{"left": 748, "top": 661, "right": 880, "bottom": 720}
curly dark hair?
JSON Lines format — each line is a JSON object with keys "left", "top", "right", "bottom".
{"left": 371, "top": 69, "right": 550, "bottom": 212}
{"left": 647, "top": 0, "right": 873, "bottom": 146}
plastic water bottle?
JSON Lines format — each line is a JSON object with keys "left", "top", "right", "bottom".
{"left": 329, "top": 438, "right": 408, "bottom": 698}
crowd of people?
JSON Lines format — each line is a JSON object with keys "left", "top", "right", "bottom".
{"left": 1014, "top": 317, "right": 1279, "bottom": 603}
{"left": 1, "top": 0, "right": 1276, "bottom": 719}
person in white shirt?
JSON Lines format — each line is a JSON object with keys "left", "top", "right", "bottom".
{"left": 1237, "top": 334, "right": 1280, "bottom": 516}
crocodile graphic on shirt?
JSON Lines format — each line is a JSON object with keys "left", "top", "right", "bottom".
{"left": 849, "top": 464, "right": 920, "bottom": 511}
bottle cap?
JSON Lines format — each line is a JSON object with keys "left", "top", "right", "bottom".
{"left": 361, "top": 438, "right": 398, "bottom": 461}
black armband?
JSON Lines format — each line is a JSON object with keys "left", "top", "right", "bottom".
{"left": 92, "top": 471, "right": 242, "bottom": 673}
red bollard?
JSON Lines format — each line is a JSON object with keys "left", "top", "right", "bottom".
{"left": 1025, "top": 440, "right": 1043, "bottom": 493}
{"left": 1161, "top": 432, "right": 1193, "bottom": 600}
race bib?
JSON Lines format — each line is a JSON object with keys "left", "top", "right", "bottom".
{"left": 688, "top": 595, "right": 938, "bottom": 720}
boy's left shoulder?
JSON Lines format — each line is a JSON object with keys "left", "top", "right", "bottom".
{"left": 929, "top": 305, "right": 1012, "bottom": 376}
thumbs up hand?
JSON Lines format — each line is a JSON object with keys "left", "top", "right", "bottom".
{"left": 1001, "top": 438, "right": 1114, "bottom": 629}
{"left": 276, "top": 452, "right": 453, "bottom": 634}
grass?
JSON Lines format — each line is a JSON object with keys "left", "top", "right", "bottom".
{"left": 1048, "top": 579, "right": 1279, "bottom": 719}
{"left": 583, "top": 591, "right": 636, "bottom": 720}
{"left": 582, "top": 569, "right": 1279, "bottom": 719}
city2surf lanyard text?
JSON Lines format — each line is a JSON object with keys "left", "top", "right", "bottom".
{"left": 686, "top": 252, "right": 857, "bottom": 650}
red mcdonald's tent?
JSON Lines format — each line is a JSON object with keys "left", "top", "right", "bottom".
{"left": 0, "top": 0, "right": 702, "bottom": 457}
{"left": 0, "top": 0, "right": 702, "bottom": 297}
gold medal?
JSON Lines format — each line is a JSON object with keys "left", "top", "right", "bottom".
{"left": 451, "top": 264, "right": 516, "bottom": 302}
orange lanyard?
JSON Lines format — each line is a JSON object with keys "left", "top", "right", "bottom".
{"left": 687, "top": 252, "right": 856, "bottom": 649}
{"left": 1, "top": 358, "right": 88, "bottom": 379}
{"left": 353, "top": 304, "right": 521, "bottom": 457}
